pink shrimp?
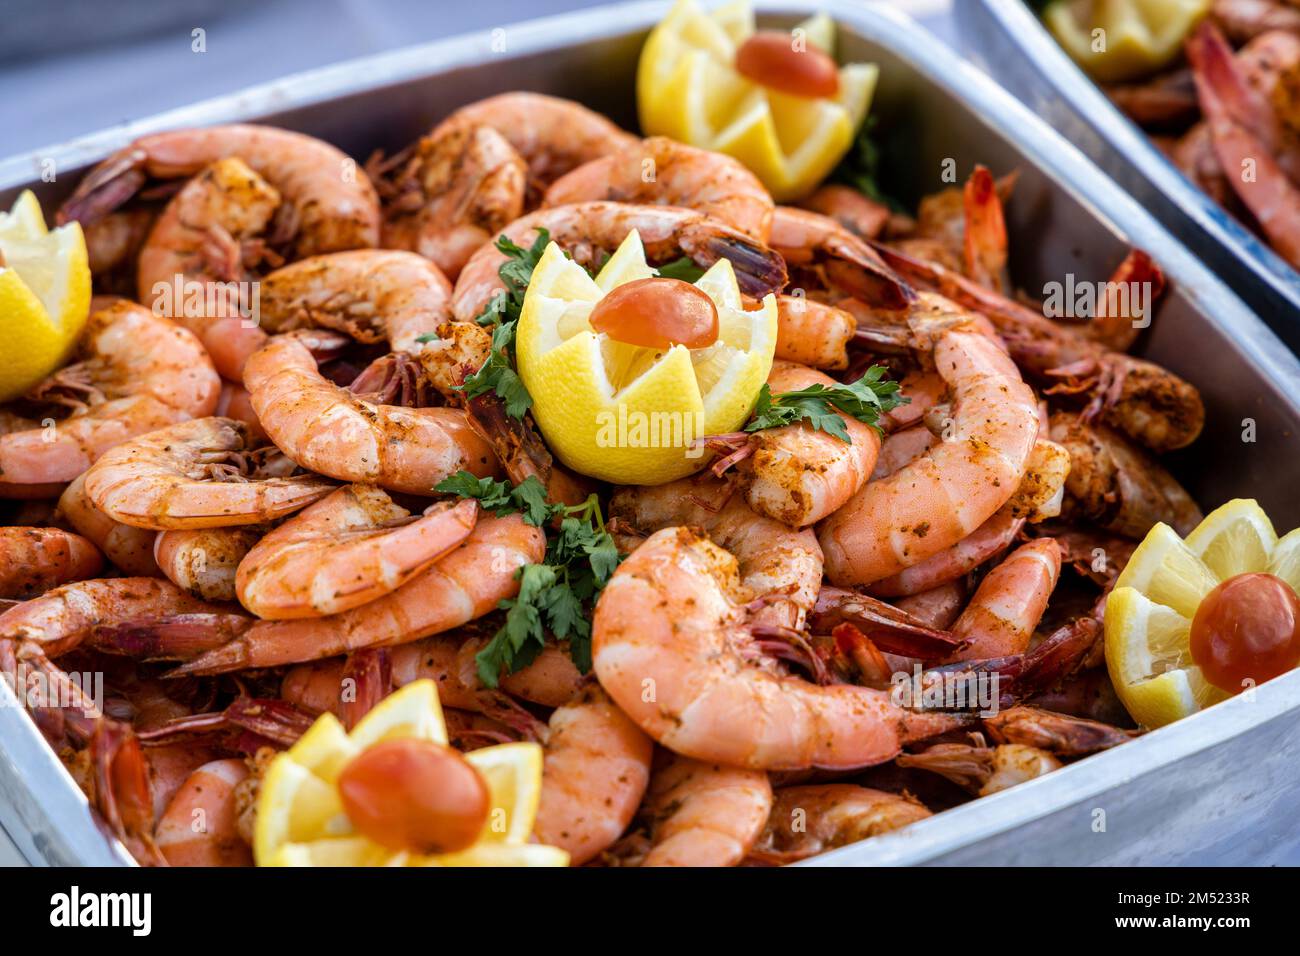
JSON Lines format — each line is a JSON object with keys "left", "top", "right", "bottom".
{"left": 747, "top": 784, "right": 932, "bottom": 864}
{"left": 637, "top": 754, "right": 773, "bottom": 867}
{"left": 235, "top": 486, "right": 478, "bottom": 619}
{"left": 57, "top": 472, "right": 159, "bottom": 575}
{"left": 533, "top": 684, "right": 653, "bottom": 866}
{"left": 869, "top": 505, "right": 1023, "bottom": 597}
{"left": 154, "top": 758, "right": 253, "bottom": 867}
{"left": 962, "top": 165, "right": 1008, "bottom": 291}
{"left": 818, "top": 318, "right": 1039, "bottom": 587}
{"left": 799, "top": 184, "right": 892, "bottom": 240}
{"left": 0, "top": 527, "right": 103, "bottom": 599}
{"left": 769, "top": 206, "right": 914, "bottom": 311}
{"left": 154, "top": 526, "right": 264, "bottom": 602}
{"left": 0, "top": 301, "right": 221, "bottom": 495}
{"left": 897, "top": 740, "right": 1062, "bottom": 796}
{"left": 592, "top": 527, "right": 963, "bottom": 770}
{"left": 170, "top": 512, "right": 544, "bottom": 674}
{"left": 544, "top": 136, "right": 775, "bottom": 241}
{"left": 774, "top": 295, "right": 857, "bottom": 370}
{"left": 949, "top": 538, "right": 1062, "bottom": 661}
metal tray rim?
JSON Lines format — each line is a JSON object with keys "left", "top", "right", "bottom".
{"left": 2, "top": 0, "right": 1299, "bottom": 866}
{"left": 967, "top": 0, "right": 1300, "bottom": 314}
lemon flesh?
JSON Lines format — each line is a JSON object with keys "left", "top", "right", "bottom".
{"left": 1044, "top": 0, "right": 1211, "bottom": 83}
{"left": 1105, "top": 500, "right": 1294, "bottom": 728}
{"left": 0, "top": 192, "right": 91, "bottom": 403}
{"left": 254, "top": 680, "right": 567, "bottom": 867}
{"left": 638, "top": 0, "right": 877, "bottom": 201}
{"left": 515, "top": 231, "right": 776, "bottom": 485}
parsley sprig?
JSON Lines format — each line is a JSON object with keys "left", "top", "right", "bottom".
{"left": 456, "top": 229, "right": 551, "bottom": 419}
{"left": 435, "top": 472, "right": 620, "bottom": 686}
{"left": 746, "top": 366, "right": 905, "bottom": 442}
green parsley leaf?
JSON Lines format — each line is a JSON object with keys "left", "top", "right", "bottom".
{"left": 745, "top": 366, "right": 906, "bottom": 442}
{"left": 655, "top": 256, "right": 707, "bottom": 283}
{"left": 434, "top": 472, "right": 551, "bottom": 526}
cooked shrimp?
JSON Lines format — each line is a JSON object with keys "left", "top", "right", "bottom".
{"left": 60, "top": 123, "right": 380, "bottom": 259}
{"left": 257, "top": 249, "right": 452, "bottom": 354}
{"left": 0, "top": 527, "right": 103, "bottom": 599}
{"left": 1050, "top": 411, "right": 1203, "bottom": 537}
{"left": 235, "top": 486, "right": 477, "bottom": 619}
{"left": 983, "top": 705, "right": 1136, "bottom": 757}
{"left": 431, "top": 92, "right": 636, "bottom": 196}
{"left": 711, "top": 362, "right": 880, "bottom": 528}
{"left": 897, "top": 740, "right": 1062, "bottom": 796}
{"left": 0, "top": 577, "right": 249, "bottom": 660}
{"left": 83, "top": 207, "right": 154, "bottom": 278}
{"left": 135, "top": 158, "right": 280, "bottom": 382}
{"left": 819, "top": 319, "right": 1039, "bottom": 587}
{"left": 154, "top": 526, "right": 263, "bottom": 602}
{"left": 154, "top": 758, "right": 253, "bottom": 867}
{"left": 747, "top": 784, "right": 932, "bottom": 864}
{"left": 83, "top": 417, "right": 336, "bottom": 530}
{"left": 214, "top": 382, "right": 266, "bottom": 444}
{"left": 246, "top": 330, "right": 497, "bottom": 495}
{"left": 373, "top": 123, "right": 527, "bottom": 280}
{"left": 544, "top": 136, "right": 775, "bottom": 241}
{"left": 769, "top": 206, "right": 913, "bottom": 310}
{"left": 949, "top": 538, "right": 1061, "bottom": 661}
{"left": 533, "top": 684, "right": 653, "bottom": 866}
{"left": 773, "top": 295, "right": 856, "bottom": 370}
{"left": 638, "top": 754, "right": 772, "bottom": 867}
{"left": 57, "top": 472, "right": 161, "bottom": 576}
{"left": 171, "top": 512, "right": 544, "bottom": 673}
{"left": 869, "top": 504, "right": 1022, "bottom": 597}
{"left": 592, "top": 528, "right": 962, "bottom": 770}
{"left": 1211, "top": 0, "right": 1300, "bottom": 44}
{"left": 962, "top": 165, "right": 1008, "bottom": 291}
{"left": 609, "top": 475, "right": 823, "bottom": 630}
{"left": 1085, "top": 250, "right": 1166, "bottom": 352}
{"left": 452, "top": 202, "right": 788, "bottom": 320}
{"left": 894, "top": 579, "right": 967, "bottom": 630}
{"left": 799, "top": 184, "right": 891, "bottom": 240}
{"left": 0, "top": 301, "right": 221, "bottom": 495}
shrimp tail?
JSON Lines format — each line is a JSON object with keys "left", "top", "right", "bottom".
{"left": 56, "top": 148, "right": 148, "bottom": 226}
{"left": 685, "top": 228, "right": 789, "bottom": 298}
{"left": 87, "top": 612, "right": 255, "bottom": 661}
{"left": 810, "top": 586, "right": 967, "bottom": 661}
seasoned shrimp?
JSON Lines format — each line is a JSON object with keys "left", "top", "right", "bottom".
{"left": 894, "top": 579, "right": 967, "bottom": 630}
{"left": 609, "top": 476, "right": 823, "bottom": 630}
{"left": 819, "top": 318, "right": 1039, "bottom": 587}
{"left": 57, "top": 472, "right": 161, "bottom": 576}
{"left": 373, "top": 123, "right": 527, "bottom": 280}
{"left": 0, "top": 527, "right": 103, "bottom": 599}
{"left": 747, "top": 785, "right": 932, "bottom": 864}
{"left": 533, "top": 684, "right": 653, "bottom": 866}
{"left": 431, "top": 92, "right": 636, "bottom": 196}
{"left": 774, "top": 295, "right": 856, "bottom": 370}
{"left": 544, "top": 136, "right": 775, "bottom": 241}
{"left": 452, "top": 202, "right": 788, "bottom": 320}
{"left": 171, "top": 512, "right": 544, "bottom": 673}
{"left": 869, "top": 503, "right": 1022, "bottom": 597}
{"left": 962, "top": 165, "right": 1008, "bottom": 291}
{"left": 592, "top": 528, "right": 962, "bottom": 770}
{"left": 638, "top": 754, "right": 772, "bottom": 867}
{"left": 799, "top": 184, "right": 892, "bottom": 240}
{"left": 897, "top": 740, "right": 1062, "bottom": 796}
{"left": 83, "top": 417, "right": 335, "bottom": 530}
{"left": 60, "top": 123, "right": 380, "bottom": 260}
{"left": 235, "top": 486, "right": 478, "bottom": 619}
{"left": 214, "top": 382, "right": 266, "bottom": 444}
{"left": 707, "top": 362, "right": 880, "bottom": 528}
{"left": 244, "top": 331, "right": 498, "bottom": 495}
{"left": 154, "top": 758, "right": 253, "bottom": 867}
{"left": 949, "top": 538, "right": 1062, "bottom": 661}
{"left": 154, "top": 526, "right": 264, "bottom": 602}
{"left": 769, "top": 206, "right": 913, "bottom": 310}
{"left": 1050, "top": 411, "right": 1203, "bottom": 537}
{"left": 257, "top": 249, "right": 452, "bottom": 354}
{"left": 0, "top": 301, "right": 221, "bottom": 495}
{"left": 984, "top": 705, "right": 1136, "bottom": 757}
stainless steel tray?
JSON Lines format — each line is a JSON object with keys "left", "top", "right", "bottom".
{"left": 957, "top": 0, "right": 1300, "bottom": 352}
{"left": 3, "top": 0, "right": 1300, "bottom": 866}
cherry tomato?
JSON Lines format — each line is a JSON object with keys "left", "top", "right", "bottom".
{"left": 1189, "top": 572, "right": 1300, "bottom": 692}
{"left": 735, "top": 31, "right": 840, "bottom": 99}
{"left": 589, "top": 277, "right": 719, "bottom": 350}
{"left": 338, "top": 739, "right": 489, "bottom": 854}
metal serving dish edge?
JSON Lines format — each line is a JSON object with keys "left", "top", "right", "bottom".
{"left": 2, "top": 0, "right": 1299, "bottom": 866}
{"left": 957, "top": 0, "right": 1300, "bottom": 352}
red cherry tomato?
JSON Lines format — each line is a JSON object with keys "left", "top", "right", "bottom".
{"left": 589, "top": 277, "right": 719, "bottom": 350}
{"left": 735, "top": 31, "right": 840, "bottom": 99}
{"left": 338, "top": 739, "right": 489, "bottom": 854}
{"left": 1189, "top": 572, "right": 1300, "bottom": 692}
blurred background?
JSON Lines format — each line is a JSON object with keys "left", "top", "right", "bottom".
{"left": 1, "top": 0, "right": 950, "bottom": 157}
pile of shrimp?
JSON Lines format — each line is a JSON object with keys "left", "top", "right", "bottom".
{"left": 1106, "top": 3, "right": 1300, "bottom": 268}
{"left": 0, "top": 89, "right": 1203, "bottom": 867}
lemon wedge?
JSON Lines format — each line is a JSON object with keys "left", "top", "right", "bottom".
{"left": 638, "top": 0, "right": 877, "bottom": 201}
{"left": 0, "top": 191, "right": 91, "bottom": 403}
{"left": 515, "top": 230, "right": 776, "bottom": 485}
{"left": 1043, "top": 0, "right": 1211, "bottom": 83}
{"left": 255, "top": 680, "right": 567, "bottom": 867}
{"left": 1105, "top": 499, "right": 1298, "bottom": 728}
